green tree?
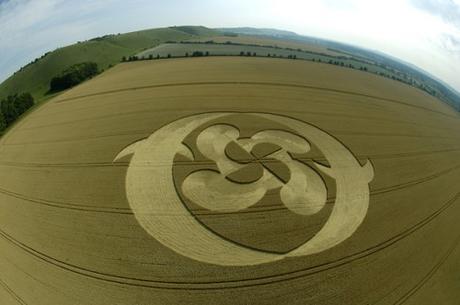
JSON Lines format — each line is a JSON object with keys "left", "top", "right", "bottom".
{"left": 0, "top": 93, "right": 34, "bottom": 127}
{"left": 0, "top": 110, "right": 6, "bottom": 132}
{"left": 49, "top": 62, "right": 99, "bottom": 92}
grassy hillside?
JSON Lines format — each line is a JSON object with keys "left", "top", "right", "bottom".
{"left": 169, "top": 25, "right": 219, "bottom": 37}
{"left": 0, "top": 26, "right": 217, "bottom": 102}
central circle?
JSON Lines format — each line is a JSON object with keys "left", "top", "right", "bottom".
{"left": 225, "top": 141, "right": 290, "bottom": 184}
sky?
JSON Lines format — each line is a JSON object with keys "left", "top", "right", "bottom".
{"left": 0, "top": 0, "right": 459, "bottom": 92}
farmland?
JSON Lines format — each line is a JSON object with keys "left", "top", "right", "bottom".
{"left": 1, "top": 57, "right": 459, "bottom": 304}
{"left": 136, "top": 42, "right": 336, "bottom": 59}
{"left": 134, "top": 38, "right": 456, "bottom": 109}
{"left": 186, "top": 35, "right": 346, "bottom": 56}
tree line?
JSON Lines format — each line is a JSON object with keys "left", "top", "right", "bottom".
{"left": 1, "top": 62, "right": 100, "bottom": 134}
{"left": 122, "top": 51, "right": 213, "bottom": 62}
{"left": 0, "top": 93, "right": 34, "bottom": 133}
{"left": 49, "top": 62, "right": 99, "bottom": 92}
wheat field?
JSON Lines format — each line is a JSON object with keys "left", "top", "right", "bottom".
{"left": 1, "top": 57, "right": 459, "bottom": 305}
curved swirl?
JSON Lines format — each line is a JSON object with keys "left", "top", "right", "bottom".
{"left": 115, "top": 112, "right": 374, "bottom": 265}
{"left": 182, "top": 125, "right": 328, "bottom": 215}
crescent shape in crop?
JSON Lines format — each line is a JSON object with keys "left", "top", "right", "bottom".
{"left": 114, "top": 112, "right": 374, "bottom": 266}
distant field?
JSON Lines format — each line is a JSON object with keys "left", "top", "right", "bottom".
{"left": 135, "top": 39, "right": 459, "bottom": 109}
{"left": 137, "top": 42, "right": 338, "bottom": 60}
{"left": 189, "top": 35, "right": 346, "bottom": 57}
{"left": 137, "top": 43, "right": 399, "bottom": 79}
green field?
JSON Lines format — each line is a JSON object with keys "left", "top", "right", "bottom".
{"left": 188, "top": 35, "right": 347, "bottom": 56}
{"left": 0, "top": 26, "right": 217, "bottom": 102}
{"left": 137, "top": 42, "right": 329, "bottom": 59}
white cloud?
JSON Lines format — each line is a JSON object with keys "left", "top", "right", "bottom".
{"left": 0, "top": 0, "right": 121, "bottom": 82}
{"left": 411, "top": 0, "right": 460, "bottom": 27}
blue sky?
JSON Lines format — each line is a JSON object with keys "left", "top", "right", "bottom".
{"left": 1, "top": 0, "right": 460, "bottom": 91}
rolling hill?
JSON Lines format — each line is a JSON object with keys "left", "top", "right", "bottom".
{"left": 0, "top": 26, "right": 218, "bottom": 102}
